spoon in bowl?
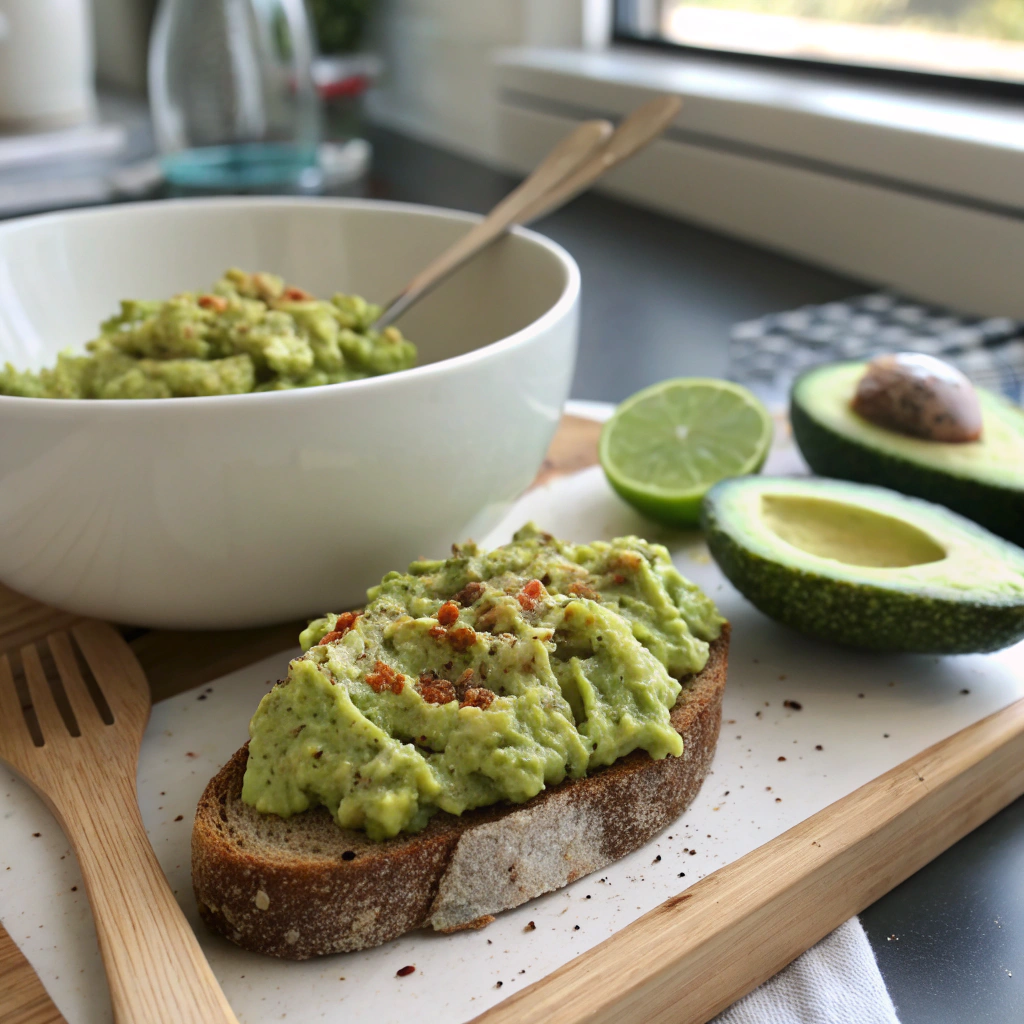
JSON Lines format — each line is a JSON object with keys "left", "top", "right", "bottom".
{"left": 372, "top": 95, "right": 682, "bottom": 332}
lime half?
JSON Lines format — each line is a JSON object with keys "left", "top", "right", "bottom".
{"left": 599, "top": 378, "right": 772, "bottom": 527}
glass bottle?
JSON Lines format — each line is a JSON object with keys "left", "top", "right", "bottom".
{"left": 148, "top": 0, "right": 322, "bottom": 191}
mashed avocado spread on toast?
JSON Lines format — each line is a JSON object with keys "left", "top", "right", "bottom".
{"left": 243, "top": 525, "right": 724, "bottom": 839}
{"left": 0, "top": 268, "right": 415, "bottom": 399}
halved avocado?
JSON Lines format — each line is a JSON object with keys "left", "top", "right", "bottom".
{"left": 701, "top": 476, "right": 1024, "bottom": 653}
{"left": 791, "top": 361, "right": 1024, "bottom": 547}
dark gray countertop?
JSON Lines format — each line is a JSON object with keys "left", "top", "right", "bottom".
{"left": 365, "top": 125, "right": 1023, "bottom": 1023}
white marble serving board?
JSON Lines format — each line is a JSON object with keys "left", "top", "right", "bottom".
{"left": 2, "top": 443, "right": 1023, "bottom": 1024}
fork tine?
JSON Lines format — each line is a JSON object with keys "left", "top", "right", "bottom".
{"left": 0, "top": 653, "right": 28, "bottom": 739}
{"left": 0, "top": 652, "right": 39, "bottom": 768}
{"left": 20, "top": 643, "right": 69, "bottom": 742}
{"left": 48, "top": 631, "right": 106, "bottom": 734}
{"left": 71, "top": 621, "right": 150, "bottom": 728}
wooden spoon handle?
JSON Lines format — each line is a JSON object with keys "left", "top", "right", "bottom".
{"left": 58, "top": 774, "right": 238, "bottom": 1024}
{"left": 373, "top": 118, "right": 612, "bottom": 330}
{"left": 515, "top": 95, "right": 682, "bottom": 226}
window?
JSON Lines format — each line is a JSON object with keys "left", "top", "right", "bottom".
{"left": 614, "top": 1, "right": 1024, "bottom": 89}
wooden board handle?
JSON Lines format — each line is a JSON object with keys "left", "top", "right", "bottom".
{"left": 56, "top": 775, "right": 238, "bottom": 1024}
{"left": 473, "top": 694, "right": 1024, "bottom": 1024}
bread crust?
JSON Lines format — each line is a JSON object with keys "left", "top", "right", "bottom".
{"left": 192, "top": 627, "right": 729, "bottom": 959}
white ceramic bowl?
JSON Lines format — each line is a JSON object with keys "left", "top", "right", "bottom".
{"left": 0, "top": 198, "right": 579, "bottom": 628}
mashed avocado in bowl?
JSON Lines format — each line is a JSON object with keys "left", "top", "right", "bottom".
{"left": 0, "top": 268, "right": 415, "bottom": 399}
{"left": 242, "top": 524, "right": 724, "bottom": 840}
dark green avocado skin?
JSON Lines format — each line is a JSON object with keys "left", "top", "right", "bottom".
{"left": 701, "top": 492, "right": 1024, "bottom": 655}
{"left": 790, "top": 375, "right": 1024, "bottom": 549}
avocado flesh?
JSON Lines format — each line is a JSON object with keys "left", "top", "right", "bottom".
{"left": 702, "top": 476, "right": 1024, "bottom": 654}
{"left": 791, "top": 361, "right": 1024, "bottom": 547}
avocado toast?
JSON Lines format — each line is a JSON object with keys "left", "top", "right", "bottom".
{"left": 193, "top": 526, "right": 729, "bottom": 958}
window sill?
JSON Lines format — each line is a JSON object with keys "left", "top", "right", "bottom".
{"left": 494, "top": 46, "right": 1023, "bottom": 316}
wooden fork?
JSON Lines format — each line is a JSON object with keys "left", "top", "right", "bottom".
{"left": 0, "top": 621, "right": 238, "bottom": 1024}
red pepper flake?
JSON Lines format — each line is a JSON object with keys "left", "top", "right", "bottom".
{"left": 337, "top": 610, "right": 361, "bottom": 631}
{"left": 318, "top": 611, "right": 362, "bottom": 646}
{"left": 396, "top": 965, "right": 415, "bottom": 977}
{"left": 428, "top": 624, "right": 447, "bottom": 640}
{"left": 778, "top": 756, "right": 787, "bottom": 761}
{"left": 197, "top": 294, "right": 228, "bottom": 312}
{"left": 517, "top": 579, "right": 545, "bottom": 611}
{"left": 460, "top": 687, "right": 495, "bottom": 710}
{"left": 447, "top": 626, "right": 477, "bottom": 652}
{"left": 417, "top": 673, "right": 456, "bottom": 706}
{"left": 567, "top": 581, "right": 602, "bottom": 602}
{"left": 437, "top": 601, "right": 459, "bottom": 627}
{"left": 282, "top": 286, "right": 313, "bottom": 302}
{"left": 366, "top": 660, "right": 404, "bottom": 694}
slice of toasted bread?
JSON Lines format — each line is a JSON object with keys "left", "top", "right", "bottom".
{"left": 192, "top": 626, "right": 729, "bottom": 959}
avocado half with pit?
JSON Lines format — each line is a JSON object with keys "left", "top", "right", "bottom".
{"left": 702, "top": 476, "right": 1024, "bottom": 654}
{"left": 790, "top": 361, "right": 1024, "bottom": 547}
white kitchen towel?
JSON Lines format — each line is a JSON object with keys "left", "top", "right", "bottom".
{"left": 714, "top": 917, "right": 900, "bottom": 1024}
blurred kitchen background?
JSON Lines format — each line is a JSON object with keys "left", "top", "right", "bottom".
{"left": 0, "top": 0, "right": 1021, "bottom": 401}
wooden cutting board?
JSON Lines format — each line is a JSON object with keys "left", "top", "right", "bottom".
{"left": 3, "top": 411, "right": 1024, "bottom": 1024}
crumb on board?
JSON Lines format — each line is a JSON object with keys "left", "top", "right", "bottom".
{"left": 783, "top": 700, "right": 802, "bottom": 710}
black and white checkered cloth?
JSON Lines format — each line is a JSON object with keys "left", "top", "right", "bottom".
{"left": 730, "top": 293, "right": 1024, "bottom": 407}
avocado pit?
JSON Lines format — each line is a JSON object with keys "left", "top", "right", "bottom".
{"left": 851, "top": 353, "right": 982, "bottom": 443}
